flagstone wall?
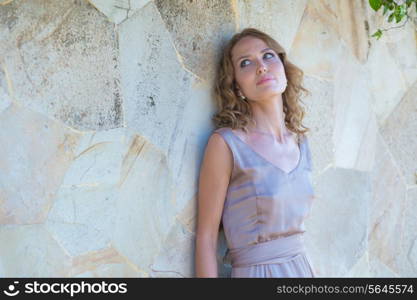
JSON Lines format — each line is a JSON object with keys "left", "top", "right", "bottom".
{"left": 0, "top": 0, "right": 416, "bottom": 277}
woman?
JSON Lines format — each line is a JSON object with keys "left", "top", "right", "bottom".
{"left": 195, "top": 28, "right": 316, "bottom": 278}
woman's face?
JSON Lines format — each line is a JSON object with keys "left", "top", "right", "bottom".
{"left": 231, "top": 36, "right": 287, "bottom": 101}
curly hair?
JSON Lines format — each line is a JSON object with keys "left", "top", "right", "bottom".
{"left": 213, "top": 28, "right": 311, "bottom": 143}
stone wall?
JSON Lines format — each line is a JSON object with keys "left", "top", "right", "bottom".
{"left": 0, "top": 0, "right": 416, "bottom": 277}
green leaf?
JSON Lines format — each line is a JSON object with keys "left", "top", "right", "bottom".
{"left": 383, "top": 5, "right": 389, "bottom": 15}
{"left": 395, "top": 15, "right": 401, "bottom": 23}
{"left": 394, "top": 5, "right": 404, "bottom": 22}
{"left": 395, "top": 4, "right": 401, "bottom": 13}
{"left": 400, "top": 4, "right": 407, "bottom": 16}
{"left": 406, "top": 0, "right": 412, "bottom": 8}
{"left": 388, "top": 12, "right": 395, "bottom": 22}
{"left": 369, "top": 0, "right": 382, "bottom": 11}
{"left": 371, "top": 29, "right": 383, "bottom": 39}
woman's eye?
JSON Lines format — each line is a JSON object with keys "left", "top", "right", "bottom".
{"left": 264, "top": 52, "right": 274, "bottom": 59}
{"left": 240, "top": 59, "right": 250, "bottom": 68}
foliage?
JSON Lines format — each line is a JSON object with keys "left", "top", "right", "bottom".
{"left": 369, "top": 0, "right": 417, "bottom": 39}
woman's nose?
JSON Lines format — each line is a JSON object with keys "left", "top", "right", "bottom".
{"left": 256, "top": 61, "right": 267, "bottom": 74}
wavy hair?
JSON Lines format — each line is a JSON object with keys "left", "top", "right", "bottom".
{"left": 213, "top": 28, "right": 311, "bottom": 142}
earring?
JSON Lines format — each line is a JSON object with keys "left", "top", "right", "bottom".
{"left": 237, "top": 90, "right": 246, "bottom": 100}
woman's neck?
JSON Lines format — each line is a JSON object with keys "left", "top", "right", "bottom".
{"left": 248, "top": 95, "right": 287, "bottom": 143}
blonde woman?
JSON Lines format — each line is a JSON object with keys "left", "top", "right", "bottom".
{"left": 195, "top": 28, "right": 316, "bottom": 278}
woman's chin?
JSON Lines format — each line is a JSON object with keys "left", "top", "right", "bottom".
{"left": 254, "top": 88, "right": 284, "bottom": 99}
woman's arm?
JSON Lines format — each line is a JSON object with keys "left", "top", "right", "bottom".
{"left": 195, "top": 132, "right": 232, "bottom": 278}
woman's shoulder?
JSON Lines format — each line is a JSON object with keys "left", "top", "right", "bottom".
{"left": 204, "top": 128, "right": 234, "bottom": 168}
{"left": 212, "top": 127, "right": 248, "bottom": 145}
{"left": 209, "top": 127, "right": 240, "bottom": 155}
{"left": 212, "top": 127, "right": 232, "bottom": 135}
{"left": 209, "top": 127, "right": 231, "bottom": 145}
{"left": 213, "top": 126, "right": 247, "bottom": 137}
{"left": 211, "top": 127, "right": 234, "bottom": 141}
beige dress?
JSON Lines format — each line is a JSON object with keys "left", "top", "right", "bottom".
{"left": 214, "top": 127, "right": 316, "bottom": 278}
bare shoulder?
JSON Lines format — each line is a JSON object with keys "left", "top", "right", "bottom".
{"left": 206, "top": 131, "right": 232, "bottom": 161}
{"left": 202, "top": 130, "right": 233, "bottom": 174}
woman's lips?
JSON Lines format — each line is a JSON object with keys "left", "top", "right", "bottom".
{"left": 257, "top": 77, "right": 275, "bottom": 85}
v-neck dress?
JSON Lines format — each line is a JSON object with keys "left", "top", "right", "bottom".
{"left": 214, "top": 127, "right": 316, "bottom": 278}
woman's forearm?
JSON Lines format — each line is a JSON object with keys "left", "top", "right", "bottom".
{"left": 195, "top": 236, "right": 218, "bottom": 278}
